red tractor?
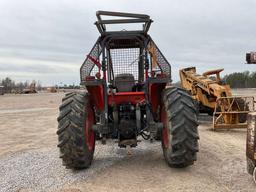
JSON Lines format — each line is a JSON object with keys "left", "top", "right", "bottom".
{"left": 57, "top": 11, "right": 199, "bottom": 169}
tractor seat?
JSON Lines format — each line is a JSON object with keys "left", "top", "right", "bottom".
{"left": 114, "top": 73, "right": 135, "bottom": 92}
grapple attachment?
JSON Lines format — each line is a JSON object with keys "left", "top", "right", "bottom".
{"left": 213, "top": 96, "right": 255, "bottom": 130}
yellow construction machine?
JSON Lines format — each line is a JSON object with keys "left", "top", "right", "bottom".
{"left": 179, "top": 67, "right": 254, "bottom": 130}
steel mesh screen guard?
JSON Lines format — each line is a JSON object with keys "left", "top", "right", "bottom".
{"left": 110, "top": 48, "right": 140, "bottom": 80}
{"left": 80, "top": 39, "right": 102, "bottom": 82}
{"left": 80, "top": 36, "right": 171, "bottom": 84}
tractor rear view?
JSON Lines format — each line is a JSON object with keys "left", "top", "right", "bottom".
{"left": 57, "top": 11, "right": 199, "bottom": 169}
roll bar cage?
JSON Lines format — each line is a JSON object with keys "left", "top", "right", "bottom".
{"left": 95, "top": 11, "right": 153, "bottom": 34}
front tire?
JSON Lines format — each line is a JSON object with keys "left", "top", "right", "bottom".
{"left": 161, "top": 87, "right": 199, "bottom": 168}
{"left": 57, "top": 92, "right": 95, "bottom": 169}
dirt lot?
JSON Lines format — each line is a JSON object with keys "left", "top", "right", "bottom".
{"left": 0, "top": 89, "right": 256, "bottom": 192}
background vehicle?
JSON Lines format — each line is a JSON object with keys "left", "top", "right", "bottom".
{"left": 179, "top": 67, "right": 254, "bottom": 130}
{"left": 246, "top": 112, "right": 256, "bottom": 183}
{"left": 246, "top": 52, "right": 256, "bottom": 64}
{"left": 246, "top": 52, "right": 256, "bottom": 182}
{"left": 22, "top": 81, "right": 37, "bottom": 94}
{"left": 56, "top": 11, "right": 199, "bottom": 169}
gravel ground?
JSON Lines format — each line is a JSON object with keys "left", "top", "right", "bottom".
{"left": 0, "top": 143, "right": 118, "bottom": 192}
{"left": 0, "top": 141, "right": 158, "bottom": 192}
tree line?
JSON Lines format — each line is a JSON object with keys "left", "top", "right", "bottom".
{"left": 0, "top": 77, "right": 80, "bottom": 94}
{"left": 223, "top": 71, "right": 256, "bottom": 88}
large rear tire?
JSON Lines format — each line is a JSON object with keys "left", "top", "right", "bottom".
{"left": 57, "top": 92, "right": 95, "bottom": 169}
{"left": 161, "top": 87, "right": 199, "bottom": 168}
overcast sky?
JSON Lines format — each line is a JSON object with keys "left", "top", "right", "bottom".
{"left": 0, "top": 0, "right": 255, "bottom": 86}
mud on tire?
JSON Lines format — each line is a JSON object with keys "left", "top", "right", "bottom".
{"left": 57, "top": 92, "right": 95, "bottom": 169}
{"left": 161, "top": 87, "right": 199, "bottom": 168}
